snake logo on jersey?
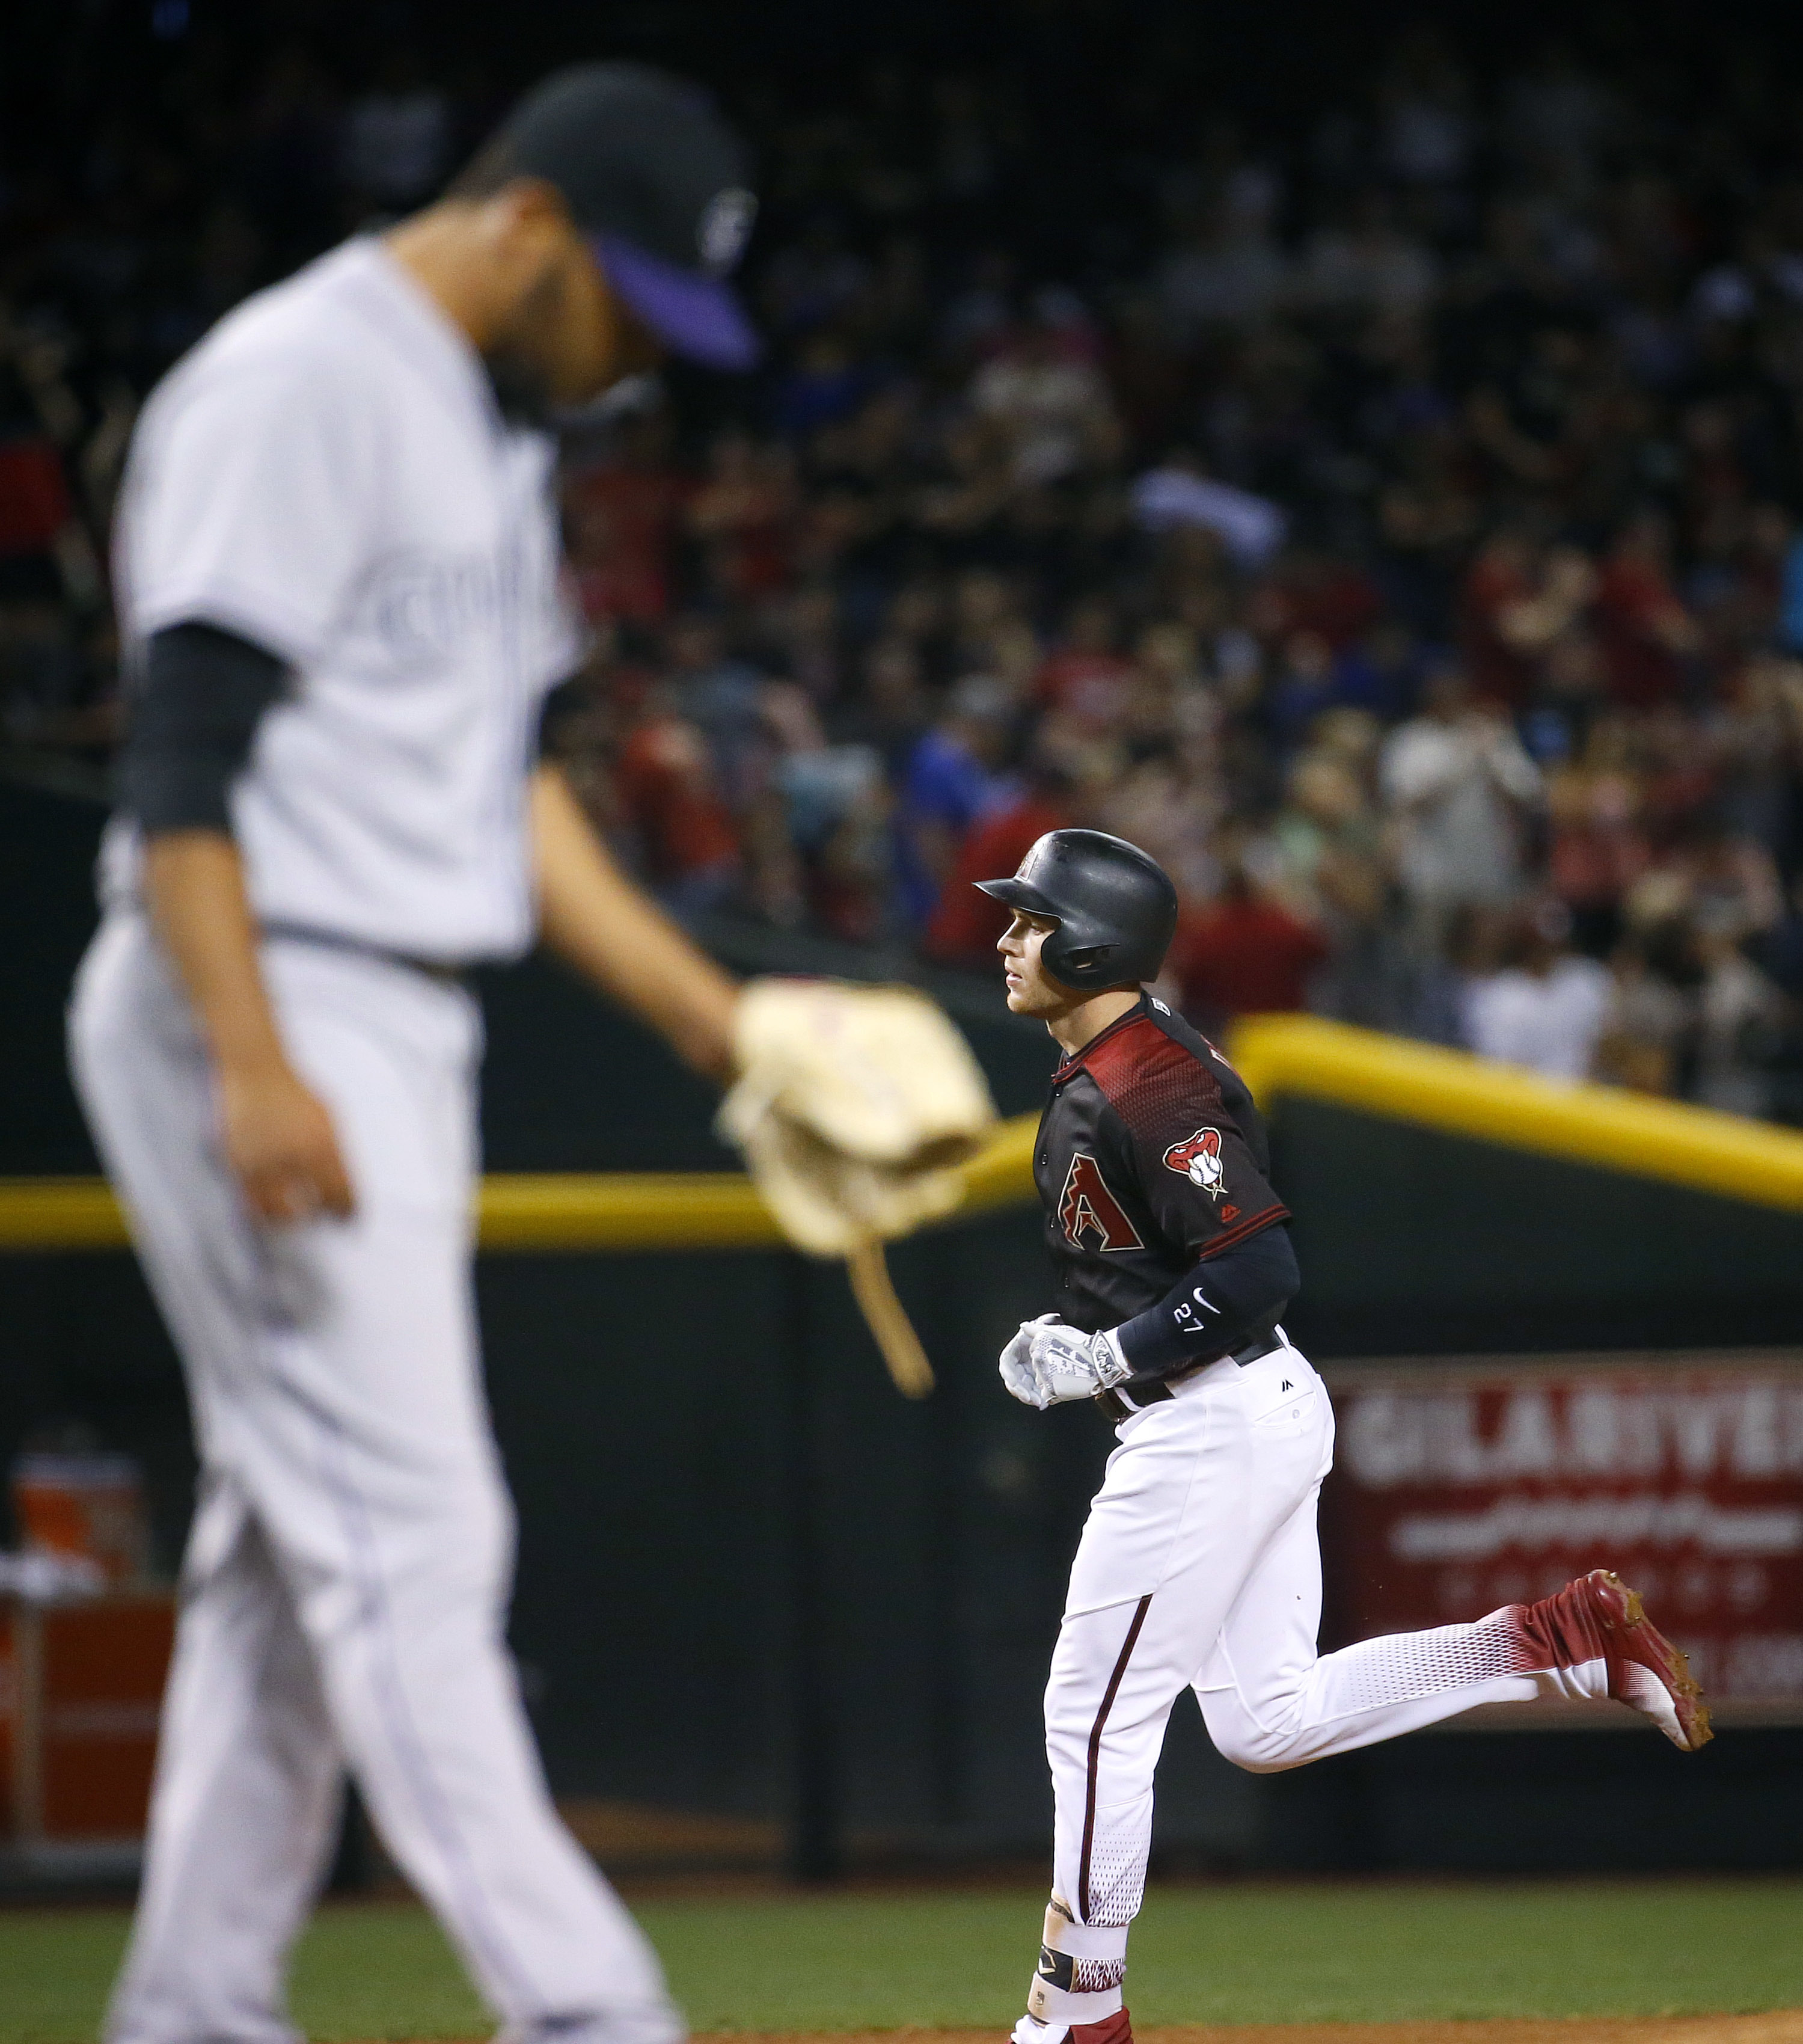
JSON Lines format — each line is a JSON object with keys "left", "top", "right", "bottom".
{"left": 1163, "top": 1127, "right": 1227, "bottom": 1198}
{"left": 1059, "top": 1153, "right": 1144, "bottom": 1253}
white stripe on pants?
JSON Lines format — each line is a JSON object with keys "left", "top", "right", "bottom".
{"left": 1029, "top": 1343, "right": 1604, "bottom": 2025}
{"left": 69, "top": 914, "right": 679, "bottom": 2044}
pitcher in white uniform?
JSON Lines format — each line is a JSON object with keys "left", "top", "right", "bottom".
{"left": 71, "top": 64, "right": 764, "bottom": 2044}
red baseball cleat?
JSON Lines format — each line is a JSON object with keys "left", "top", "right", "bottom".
{"left": 1011, "top": 2012, "right": 1133, "bottom": 2044}
{"left": 1070, "top": 2016, "right": 1132, "bottom": 2044}
{"left": 1522, "top": 1569, "right": 1713, "bottom": 1752}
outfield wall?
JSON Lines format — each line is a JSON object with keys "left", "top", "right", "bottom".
{"left": 5, "top": 777, "right": 1803, "bottom": 1874}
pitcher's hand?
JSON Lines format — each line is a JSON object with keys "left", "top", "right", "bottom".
{"left": 218, "top": 1058, "right": 355, "bottom": 1223}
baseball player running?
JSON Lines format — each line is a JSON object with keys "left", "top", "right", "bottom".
{"left": 67, "top": 63, "right": 988, "bottom": 2044}
{"left": 982, "top": 829, "right": 1712, "bottom": 2044}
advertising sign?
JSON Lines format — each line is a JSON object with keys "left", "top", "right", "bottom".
{"left": 1320, "top": 1352, "right": 1803, "bottom": 1717}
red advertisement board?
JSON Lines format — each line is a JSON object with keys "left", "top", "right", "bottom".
{"left": 1319, "top": 1352, "right": 1803, "bottom": 1716}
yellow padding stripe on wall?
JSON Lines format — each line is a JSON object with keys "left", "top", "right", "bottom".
{"left": 1229, "top": 1012, "right": 1803, "bottom": 1214}
{"left": 4, "top": 1015, "right": 1800, "bottom": 1251}
{"left": 0, "top": 1113, "right": 1046, "bottom": 1253}
{"left": 479, "top": 1115, "right": 1044, "bottom": 1250}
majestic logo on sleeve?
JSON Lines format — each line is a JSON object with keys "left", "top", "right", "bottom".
{"left": 1058, "top": 1153, "right": 1144, "bottom": 1252}
{"left": 1163, "top": 1127, "right": 1227, "bottom": 1198}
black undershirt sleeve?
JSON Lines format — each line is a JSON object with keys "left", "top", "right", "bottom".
{"left": 119, "top": 621, "right": 288, "bottom": 835}
{"left": 1113, "top": 1221, "right": 1299, "bottom": 1381}
{"left": 536, "top": 673, "right": 588, "bottom": 760}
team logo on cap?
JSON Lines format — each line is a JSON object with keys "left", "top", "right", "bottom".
{"left": 1163, "top": 1127, "right": 1226, "bottom": 1198}
{"left": 699, "top": 187, "right": 757, "bottom": 273}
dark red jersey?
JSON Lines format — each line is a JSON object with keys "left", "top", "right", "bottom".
{"left": 1032, "top": 993, "right": 1289, "bottom": 1339}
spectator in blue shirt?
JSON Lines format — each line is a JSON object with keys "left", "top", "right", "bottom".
{"left": 895, "top": 675, "right": 1017, "bottom": 924}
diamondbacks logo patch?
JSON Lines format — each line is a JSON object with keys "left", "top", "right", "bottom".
{"left": 1058, "top": 1153, "right": 1144, "bottom": 1252}
{"left": 1164, "top": 1126, "right": 1227, "bottom": 1198}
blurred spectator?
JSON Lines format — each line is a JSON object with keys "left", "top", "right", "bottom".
{"left": 340, "top": 53, "right": 450, "bottom": 209}
{"left": 11, "top": 15, "right": 1803, "bottom": 1126}
{"left": 1693, "top": 928, "right": 1784, "bottom": 1118}
{"left": 1167, "top": 852, "right": 1329, "bottom": 1027}
{"left": 1131, "top": 452, "right": 1286, "bottom": 573}
{"left": 1460, "top": 901, "right": 1611, "bottom": 1081}
{"left": 1157, "top": 200, "right": 1290, "bottom": 335}
{"left": 923, "top": 754, "right": 1080, "bottom": 966}
{"left": 565, "top": 407, "right": 688, "bottom": 627}
{"left": 1265, "top": 631, "right": 1338, "bottom": 758}
{"left": 1380, "top": 667, "right": 1543, "bottom": 927}
{"left": 689, "top": 433, "right": 795, "bottom": 604}
{"left": 613, "top": 701, "right": 741, "bottom": 916}
{"left": 1033, "top": 596, "right": 1134, "bottom": 734}
{"left": 1595, "top": 919, "right": 1703, "bottom": 1097}
{"left": 1461, "top": 534, "right": 1596, "bottom": 711}
{"left": 1595, "top": 513, "right": 1703, "bottom": 708}
{"left": 895, "top": 675, "right": 1016, "bottom": 924}
{"left": 969, "top": 308, "right": 1119, "bottom": 485}
{"left": 1330, "top": 622, "right": 1422, "bottom": 725}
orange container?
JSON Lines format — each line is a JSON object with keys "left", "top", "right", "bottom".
{"left": 11, "top": 1453, "right": 148, "bottom": 1587}
{"left": 0, "top": 1592, "right": 174, "bottom": 1840}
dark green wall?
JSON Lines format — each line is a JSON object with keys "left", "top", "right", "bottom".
{"left": 1274, "top": 1100, "right": 1803, "bottom": 1358}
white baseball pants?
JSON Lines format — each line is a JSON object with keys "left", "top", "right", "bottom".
{"left": 69, "top": 913, "right": 679, "bottom": 2044}
{"left": 1026, "top": 1341, "right": 1606, "bottom": 2031}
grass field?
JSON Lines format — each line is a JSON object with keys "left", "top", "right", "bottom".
{"left": 4, "top": 1881, "right": 1803, "bottom": 2041}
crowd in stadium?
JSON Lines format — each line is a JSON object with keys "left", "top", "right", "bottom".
{"left": 5, "top": 10, "right": 1803, "bottom": 1117}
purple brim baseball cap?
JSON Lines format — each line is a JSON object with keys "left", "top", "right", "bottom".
{"left": 596, "top": 233, "right": 761, "bottom": 372}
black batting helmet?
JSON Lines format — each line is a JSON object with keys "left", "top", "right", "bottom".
{"left": 976, "top": 829, "right": 1179, "bottom": 990}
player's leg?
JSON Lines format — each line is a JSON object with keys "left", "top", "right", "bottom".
{"left": 1196, "top": 1345, "right": 1609, "bottom": 1772}
{"left": 72, "top": 921, "right": 349, "bottom": 2044}
{"left": 73, "top": 922, "right": 678, "bottom": 2044}
{"left": 1026, "top": 1594, "right": 1184, "bottom": 2042}
{"left": 105, "top": 1493, "right": 343, "bottom": 2044}
{"left": 233, "top": 942, "right": 678, "bottom": 2044}
{"left": 1195, "top": 1481, "right": 1611, "bottom": 1772}
{"left": 1016, "top": 1352, "right": 1333, "bottom": 2044}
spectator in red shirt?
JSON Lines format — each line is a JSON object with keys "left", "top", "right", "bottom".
{"left": 613, "top": 704, "right": 741, "bottom": 915}
{"left": 1462, "top": 533, "right": 1599, "bottom": 711}
{"left": 0, "top": 435, "right": 75, "bottom": 559}
{"left": 1459, "top": 526, "right": 1538, "bottom": 708}
{"left": 1544, "top": 763, "right": 1652, "bottom": 957}
{"left": 563, "top": 414, "right": 690, "bottom": 627}
{"left": 1595, "top": 511, "right": 1701, "bottom": 708}
{"left": 1032, "top": 594, "right": 1136, "bottom": 734}
{"left": 688, "top": 430, "right": 796, "bottom": 603}
{"left": 1167, "top": 862, "right": 1329, "bottom": 1024}
{"left": 1271, "top": 546, "right": 1384, "bottom": 652}
{"left": 923, "top": 778, "right": 1074, "bottom": 965}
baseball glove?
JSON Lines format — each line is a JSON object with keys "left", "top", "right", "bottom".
{"left": 718, "top": 979, "right": 998, "bottom": 1395}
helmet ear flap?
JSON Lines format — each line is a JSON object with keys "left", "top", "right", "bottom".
{"left": 1053, "top": 942, "right": 1115, "bottom": 986}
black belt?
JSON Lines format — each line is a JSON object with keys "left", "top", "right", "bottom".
{"left": 1095, "top": 1332, "right": 1287, "bottom": 1423}
{"left": 259, "top": 922, "right": 469, "bottom": 987}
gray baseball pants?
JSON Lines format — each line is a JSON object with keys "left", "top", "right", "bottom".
{"left": 70, "top": 912, "right": 678, "bottom": 2044}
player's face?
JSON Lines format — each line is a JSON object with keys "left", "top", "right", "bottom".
{"left": 997, "top": 911, "right": 1070, "bottom": 1019}
{"left": 522, "top": 227, "right": 664, "bottom": 406}
{"left": 478, "top": 188, "right": 664, "bottom": 409}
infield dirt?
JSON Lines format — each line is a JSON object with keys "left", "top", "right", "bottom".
{"left": 687, "top": 2021, "right": 1803, "bottom": 2044}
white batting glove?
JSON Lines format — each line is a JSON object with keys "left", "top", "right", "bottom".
{"left": 997, "top": 1315, "right": 1131, "bottom": 1410}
